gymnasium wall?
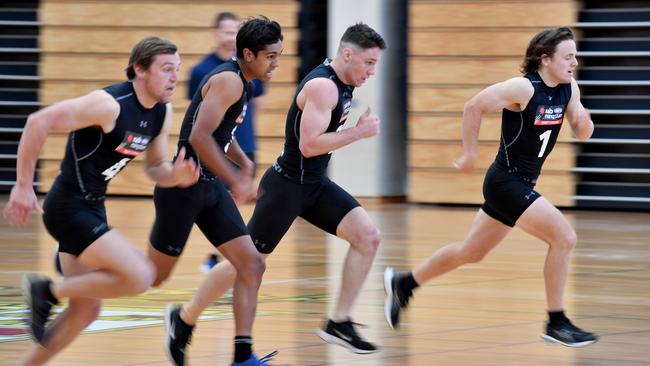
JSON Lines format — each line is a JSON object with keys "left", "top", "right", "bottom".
{"left": 37, "top": 0, "right": 298, "bottom": 195}
{"left": 37, "top": 0, "right": 580, "bottom": 205}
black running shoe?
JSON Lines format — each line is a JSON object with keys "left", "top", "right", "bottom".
{"left": 541, "top": 319, "right": 599, "bottom": 347}
{"left": 316, "top": 319, "right": 377, "bottom": 354}
{"left": 22, "top": 274, "right": 56, "bottom": 344}
{"left": 165, "top": 304, "right": 195, "bottom": 366}
{"left": 383, "top": 267, "right": 412, "bottom": 329}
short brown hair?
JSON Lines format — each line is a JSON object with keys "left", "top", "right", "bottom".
{"left": 520, "top": 27, "right": 574, "bottom": 74}
{"left": 213, "top": 11, "right": 239, "bottom": 28}
{"left": 340, "top": 23, "right": 387, "bottom": 51}
{"left": 125, "top": 36, "right": 177, "bottom": 80}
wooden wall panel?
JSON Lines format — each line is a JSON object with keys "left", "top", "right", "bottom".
{"left": 40, "top": 27, "right": 298, "bottom": 56}
{"left": 409, "top": 142, "right": 575, "bottom": 171}
{"left": 408, "top": 58, "right": 522, "bottom": 85}
{"left": 409, "top": 1, "right": 576, "bottom": 28}
{"left": 410, "top": 31, "right": 538, "bottom": 57}
{"left": 41, "top": 1, "right": 298, "bottom": 28}
{"left": 408, "top": 114, "right": 574, "bottom": 142}
{"left": 409, "top": 86, "right": 481, "bottom": 113}
{"left": 256, "top": 112, "right": 288, "bottom": 137}
{"left": 409, "top": 114, "right": 502, "bottom": 141}
{"left": 407, "top": 0, "right": 579, "bottom": 205}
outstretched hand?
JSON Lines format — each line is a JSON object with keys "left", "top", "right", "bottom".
{"left": 3, "top": 184, "right": 43, "bottom": 227}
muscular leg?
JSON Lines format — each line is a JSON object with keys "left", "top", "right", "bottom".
{"left": 50, "top": 230, "right": 156, "bottom": 300}
{"left": 216, "top": 236, "right": 265, "bottom": 336}
{"left": 147, "top": 244, "right": 180, "bottom": 287}
{"left": 333, "top": 207, "right": 381, "bottom": 321}
{"left": 516, "top": 197, "right": 576, "bottom": 311}
{"left": 516, "top": 197, "right": 598, "bottom": 347}
{"left": 181, "top": 238, "right": 266, "bottom": 335}
{"left": 412, "top": 209, "right": 511, "bottom": 284}
{"left": 383, "top": 209, "right": 509, "bottom": 330}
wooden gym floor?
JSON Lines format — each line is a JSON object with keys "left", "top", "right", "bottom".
{"left": 0, "top": 196, "right": 648, "bottom": 365}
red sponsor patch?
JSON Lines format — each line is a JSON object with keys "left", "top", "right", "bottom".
{"left": 534, "top": 104, "right": 564, "bottom": 126}
{"left": 534, "top": 118, "right": 563, "bottom": 126}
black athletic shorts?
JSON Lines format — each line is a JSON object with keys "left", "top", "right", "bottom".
{"left": 481, "top": 163, "right": 541, "bottom": 227}
{"left": 248, "top": 165, "right": 361, "bottom": 254}
{"left": 42, "top": 179, "right": 111, "bottom": 256}
{"left": 150, "top": 179, "right": 248, "bottom": 256}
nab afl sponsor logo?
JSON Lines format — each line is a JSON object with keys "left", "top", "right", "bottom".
{"left": 534, "top": 104, "right": 564, "bottom": 126}
{"left": 115, "top": 131, "right": 152, "bottom": 156}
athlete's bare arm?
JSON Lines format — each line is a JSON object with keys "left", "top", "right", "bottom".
{"left": 189, "top": 72, "right": 243, "bottom": 186}
{"left": 566, "top": 78, "right": 594, "bottom": 141}
{"left": 189, "top": 72, "right": 254, "bottom": 202}
{"left": 297, "top": 78, "right": 379, "bottom": 158}
{"left": 454, "top": 77, "right": 534, "bottom": 172}
{"left": 4, "top": 90, "right": 120, "bottom": 227}
{"left": 226, "top": 138, "right": 254, "bottom": 175}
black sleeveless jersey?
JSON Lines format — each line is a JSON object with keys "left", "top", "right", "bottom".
{"left": 57, "top": 81, "right": 166, "bottom": 195}
{"left": 178, "top": 60, "right": 253, "bottom": 180}
{"left": 276, "top": 59, "right": 354, "bottom": 184}
{"left": 494, "top": 72, "right": 572, "bottom": 181}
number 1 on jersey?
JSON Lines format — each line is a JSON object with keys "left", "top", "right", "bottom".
{"left": 538, "top": 130, "right": 552, "bottom": 158}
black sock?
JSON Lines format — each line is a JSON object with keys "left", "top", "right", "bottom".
{"left": 400, "top": 272, "right": 420, "bottom": 293}
{"left": 45, "top": 280, "right": 59, "bottom": 305}
{"left": 177, "top": 311, "right": 193, "bottom": 329}
{"left": 548, "top": 310, "right": 568, "bottom": 326}
{"left": 234, "top": 336, "right": 253, "bottom": 363}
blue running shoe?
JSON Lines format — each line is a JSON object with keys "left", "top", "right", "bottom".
{"left": 199, "top": 254, "right": 220, "bottom": 274}
{"left": 231, "top": 350, "right": 278, "bottom": 365}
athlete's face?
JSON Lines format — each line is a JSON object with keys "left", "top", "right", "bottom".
{"left": 214, "top": 19, "right": 239, "bottom": 55}
{"left": 141, "top": 52, "right": 180, "bottom": 104}
{"left": 245, "top": 40, "right": 283, "bottom": 82}
{"left": 345, "top": 46, "right": 382, "bottom": 87}
{"left": 545, "top": 39, "right": 578, "bottom": 84}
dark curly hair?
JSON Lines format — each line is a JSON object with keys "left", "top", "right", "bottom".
{"left": 236, "top": 16, "right": 283, "bottom": 59}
